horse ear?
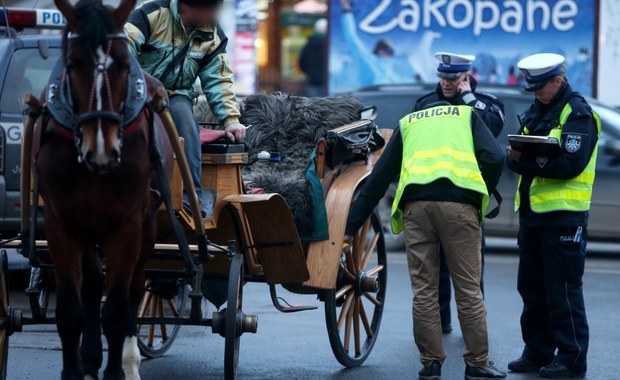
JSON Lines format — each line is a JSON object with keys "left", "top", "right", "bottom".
{"left": 113, "top": 0, "right": 137, "bottom": 27}
{"left": 54, "top": 0, "right": 77, "bottom": 30}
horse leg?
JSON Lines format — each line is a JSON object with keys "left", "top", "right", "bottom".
{"left": 81, "top": 247, "right": 104, "bottom": 380}
{"left": 101, "top": 226, "right": 142, "bottom": 380}
{"left": 46, "top": 221, "right": 86, "bottom": 380}
{"left": 122, "top": 260, "right": 146, "bottom": 380}
{"left": 122, "top": 219, "right": 154, "bottom": 380}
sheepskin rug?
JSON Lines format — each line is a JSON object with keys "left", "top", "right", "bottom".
{"left": 194, "top": 93, "right": 364, "bottom": 236}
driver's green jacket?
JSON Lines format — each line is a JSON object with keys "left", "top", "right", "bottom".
{"left": 124, "top": 0, "right": 240, "bottom": 126}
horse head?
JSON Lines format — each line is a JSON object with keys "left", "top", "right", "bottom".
{"left": 55, "top": 0, "right": 137, "bottom": 174}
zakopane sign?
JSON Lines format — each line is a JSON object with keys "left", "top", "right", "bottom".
{"left": 329, "top": 0, "right": 596, "bottom": 95}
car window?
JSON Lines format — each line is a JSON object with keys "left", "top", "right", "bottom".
{"left": 0, "top": 48, "right": 61, "bottom": 114}
{"left": 354, "top": 92, "right": 421, "bottom": 130}
{"left": 499, "top": 97, "right": 531, "bottom": 136}
{"left": 592, "top": 104, "right": 620, "bottom": 140}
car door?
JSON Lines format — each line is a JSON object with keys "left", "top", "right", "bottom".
{"left": 483, "top": 95, "right": 529, "bottom": 237}
{"left": 585, "top": 105, "right": 620, "bottom": 241}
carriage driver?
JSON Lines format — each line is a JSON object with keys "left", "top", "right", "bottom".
{"left": 125, "top": 0, "right": 246, "bottom": 215}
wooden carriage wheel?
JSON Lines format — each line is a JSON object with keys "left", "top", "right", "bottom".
{"left": 137, "top": 280, "right": 188, "bottom": 358}
{"left": 324, "top": 212, "right": 387, "bottom": 368}
{"left": 0, "top": 251, "right": 10, "bottom": 380}
{"left": 224, "top": 253, "right": 244, "bottom": 380}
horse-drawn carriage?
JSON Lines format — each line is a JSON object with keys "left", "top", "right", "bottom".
{"left": 0, "top": 0, "right": 392, "bottom": 378}
{"left": 0, "top": 73, "right": 392, "bottom": 380}
{"left": 0, "top": 100, "right": 391, "bottom": 379}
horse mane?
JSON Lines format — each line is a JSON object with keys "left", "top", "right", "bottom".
{"left": 62, "top": 0, "right": 115, "bottom": 56}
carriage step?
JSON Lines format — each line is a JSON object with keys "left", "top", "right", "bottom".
{"left": 269, "top": 285, "right": 318, "bottom": 313}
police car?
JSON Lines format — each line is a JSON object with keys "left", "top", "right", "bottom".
{"left": 0, "top": 8, "right": 64, "bottom": 267}
{"left": 350, "top": 83, "right": 620, "bottom": 251}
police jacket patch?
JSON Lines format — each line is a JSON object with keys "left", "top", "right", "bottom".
{"left": 565, "top": 134, "right": 582, "bottom": 153}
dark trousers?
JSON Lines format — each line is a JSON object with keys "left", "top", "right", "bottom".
{"left": 517, "top": 225, "right": 589, "bottom": 373}
{"left": 438, "top": 232, "right": 485, "bottom": 327}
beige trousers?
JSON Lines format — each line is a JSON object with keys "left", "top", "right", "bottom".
{"left": 403, "top": 201, "right": 489, "bottom": 367}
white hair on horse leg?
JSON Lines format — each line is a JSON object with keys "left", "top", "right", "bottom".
{"left": 122, "top": 336, "right": 141, "bottom": 380}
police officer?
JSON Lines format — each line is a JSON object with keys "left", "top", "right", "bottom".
{"left": 345, "top": 102, "right": 506, "bottom": 380}
{"left": 413, "top": 52, "right": 506, "bottom": 334}
{"left": 506, "top": 53, "right": 598, "bottom": 379}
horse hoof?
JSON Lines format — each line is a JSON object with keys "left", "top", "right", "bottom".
{"left": 84, "top": 375, "right": 98, "bottom": 380}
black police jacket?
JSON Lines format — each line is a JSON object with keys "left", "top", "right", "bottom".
{"left": 506, "top": 84, "right": 598, "bottom": 227}
{"left": 413, "top": 76, "right": 506, "bottom": 138}
{"left": 345, "top": 108, "right": 505, "bottom": 236}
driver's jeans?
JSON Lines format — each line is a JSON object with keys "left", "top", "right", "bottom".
{"left": 169, "top": 95, "right": 202, "bottom": 197}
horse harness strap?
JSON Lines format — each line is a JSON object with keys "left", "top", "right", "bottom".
{"left": 45, "top": 39, "right": 147, "bottom": 141}
{"left": 51, "top": 110, "right": 147, "bottom": 141}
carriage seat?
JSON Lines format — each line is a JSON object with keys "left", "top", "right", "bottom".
{"left": 200, "top": 127, "right": 248, "bottom": 154}
{"left": 201, "top": 142, "right": 247, "bottom": 154}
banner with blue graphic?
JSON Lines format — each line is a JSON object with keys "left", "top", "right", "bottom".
{"left": 329, "top": 0, "right": 596, "bottom": 96}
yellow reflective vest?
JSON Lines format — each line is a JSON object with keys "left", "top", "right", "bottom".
{"left": 515, "top": 103, "right": 601, "bottom": 213}
{"left": 391, "top": 105, "right": 489, "bottom": 234}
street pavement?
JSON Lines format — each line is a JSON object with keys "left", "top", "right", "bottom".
{"left": 6, "top": 253, "right": 620, "bottom": 379}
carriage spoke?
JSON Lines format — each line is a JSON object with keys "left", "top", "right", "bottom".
{"left": 337, "top": 293, "right": 355, "bottom": 331}
{"left": 353, "top": 219, "right": 371, "bottom": 269}
{"left": 364, "top": 292, "right": 382, "bottom": 306}
{"left": 353, "top": 298, "right": 361, "bottom": 356}
{"left": 343, "top": 300, "right": 354, "bottom": 352}
{"left": 157, "top": 297, "right": 168, "bottom": 341}
{"left": 167, "top": 298, "right": 180, "bottom": 317}
{"left": 340, "top": 263, "right": 356, "bottom": 281}
{"left": 344, "top": 252, "right": 357, "bottom": 279}
{"left": 138, "top": 291, "right": 152, "bottom": 319}
{"left": 361, "top": 233, "right": 380, "bottom": 270}
{"left": 359, "top": 219, "right": 371, "bottom": 246}
{"left": 335, "top": 284, "right": 353, "bottom": 300}
{"left": 359, "top": 300, "right": 372, "bottom": 337}
{"left": 147, "top": 294, "right": 157, "bottom": 347}
{"left": 365, "top": 265, "right": 384, "bottom": 277}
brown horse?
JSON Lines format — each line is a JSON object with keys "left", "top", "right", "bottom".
{"left": 35, "top": 0, "right": 172, "bottom": 378}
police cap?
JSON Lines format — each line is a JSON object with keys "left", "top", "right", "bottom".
{"left": 517, "top": 53, "right": 566, "bottom": 92}
{"left": 435, "top": 52, "right": 475, "bottom": 79}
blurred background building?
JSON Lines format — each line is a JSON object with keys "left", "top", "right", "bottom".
{"left": 6, "top": 0, "right": 620, "bottom": 105}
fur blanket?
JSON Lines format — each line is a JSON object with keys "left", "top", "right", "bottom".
{"left": 194, "top": 93, "right": 364, "bottom": 236}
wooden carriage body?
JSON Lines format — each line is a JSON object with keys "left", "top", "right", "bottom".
{"left": 153, "top": 127, "right": 392, "bottom": 292}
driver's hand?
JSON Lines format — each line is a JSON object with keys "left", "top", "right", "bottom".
{"left": 225, "top": 122, "right": 246, "bottom": 142}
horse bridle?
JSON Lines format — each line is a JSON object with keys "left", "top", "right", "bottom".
{"left": 65, "top": 31, "right": 132, "bottom": 147}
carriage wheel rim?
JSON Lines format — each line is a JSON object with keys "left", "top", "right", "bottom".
{"left": 224, "top": 254, "right": 244, "bottom": 380}
{"left": 325, "top": 212, "right": 387, "bottom": 367}
{"left": 136, "top": 281, "right": 188, "bottom": 358}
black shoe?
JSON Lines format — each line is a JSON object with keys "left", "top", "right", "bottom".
{"left": 540, "top": 361, "right": 585, "bottom": 379}
{"left": 508, "top": 356, "right": 548, "bottom": 373}
{"left": 442, "top": 323, "right": 453, "bottom": 334}
{"left": 465, "top": 362, "right": 507, "bottom": 380}
{"left": 419, "top": 361, "right": 441, "bottom": 380}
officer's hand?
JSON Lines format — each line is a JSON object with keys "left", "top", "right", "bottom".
{"left": 457, "top": 76, "right": 472, "bottom": 94}
{"left": 340, "top": 0, "right": 352, "bottom": 12}
{"left": 507, "top": 146, "right": 522, "bottom": 162}
{"left": 225, "top": 123, "right": 246, "bottom": 142}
